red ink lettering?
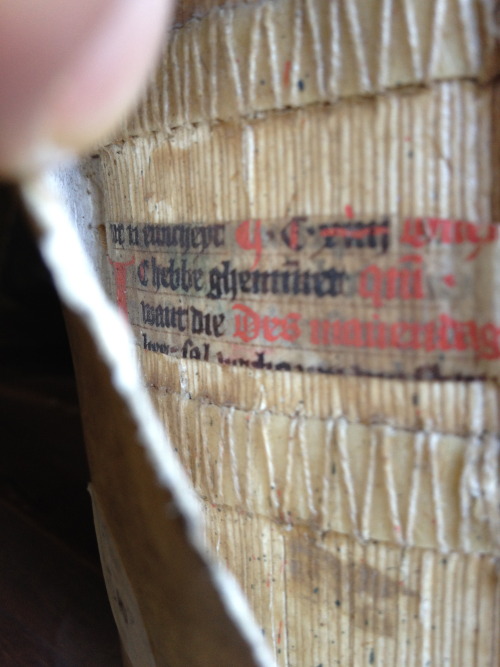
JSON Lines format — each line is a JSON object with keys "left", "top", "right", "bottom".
{"left": 344, "top": 204, "right": 354, "bottom": 219}
{"left": 289, "top": 219, "right": 300, "bottom": 250}
{"left": 309, "top": 314, "right": 500, "bottom": 359}
{"left": 358, "top": 255, "right": 424, "bottom": 307}
{"left": 233, "top": 304, "right": 260, "bottom": 342}
{"left": 235, "top": 219, "right": 262, "bottom": 269}
{"left": 232, "top": 304, "right": 301, "bottom": 343}
{"left": 319, "top": 225, "right": 388, "bottom": 240}
{"left": 108, "top": 256, "right": 134, "bottom": 315}
{"left": 442, "top": 274, "right": 456, "bottom": 288}
{"left": 401, "top": 217, "right": 498, "bottom": 260}
{"left": 400, "top": 218, "right": 427, "bottom": 247}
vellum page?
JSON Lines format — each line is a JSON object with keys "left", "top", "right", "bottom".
{"left": 23, "top": 175, "right": 273, "bottom": 667}
{"left": 65, "top": 1, "right": 500, "bottom": 665}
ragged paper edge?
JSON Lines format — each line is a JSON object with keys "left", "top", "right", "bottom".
{"left": 21, "top": 172, "right": 275, "bottom": 667}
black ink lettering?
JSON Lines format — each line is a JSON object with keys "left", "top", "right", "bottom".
{"left": 150, "top": 257, "right": 204, "bottom": 293}
{"left": 140, "top": 301, "right": 188, "bottom": 332}
{"left": 182, "top": 339, "right": 210, "bottom": 361}
{"left": 319, "top": 217, "right": 390, "bottom": 253}
{"left": 141, "top": 223, "right": 225, "bottom": 252}
{"left": 110, "top": 223, "right": 125, "bottom": 245}
{"left": 206, "top": 261, "right": 346, "bottom": 300}
{"left": 127, "top": 224, "right": 139, "bottom": 246}
{"left": 137, "top": 260, "right": 149, "bottom": 286}
{"left": 190, "top": 307, "right": 225, "bottom": 337}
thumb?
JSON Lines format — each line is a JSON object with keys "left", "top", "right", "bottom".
{"left": 0, "top": 0, "right": 175, "bottom": 179}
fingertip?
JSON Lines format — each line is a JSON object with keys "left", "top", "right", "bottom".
{"left": 0, "top": 0, "right": 174, "bottom": 179}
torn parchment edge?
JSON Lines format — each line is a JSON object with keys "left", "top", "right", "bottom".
{"left": 21, "top": 171, "right": 275, "bottom": 667}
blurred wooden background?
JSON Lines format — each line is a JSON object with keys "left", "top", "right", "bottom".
{"left": 0, "top": 184, "right": 121, "bottom": 666}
